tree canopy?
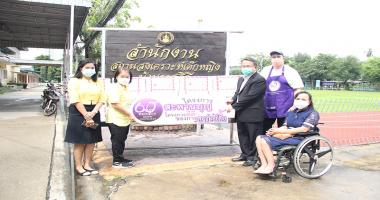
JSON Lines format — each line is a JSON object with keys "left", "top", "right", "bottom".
{"left": 234, "top": 52, "right": 376, "bottom": 89}
{"left": 33, "top": 55, "right": 61, "bottom": 82}
{"left": 78, "top": 0, "right": 140, "bottom": 60}
{"left": 362, "top": 57, "right": 380, "bottom": 83}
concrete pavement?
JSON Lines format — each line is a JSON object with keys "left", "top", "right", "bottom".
{"left": 111, "top": 149, "right": 380, "bottom": 200}
{"left": 2, "top": 86, "right": 379, "bottom": 199}
{"left": 0, "top": 86, "right": 55, "bottom": 200}
{"left": 110, "top": 144, "right": 380, "bottom": 200}
{"left": 86, "top": 127, "right": 380, "bottom": 200}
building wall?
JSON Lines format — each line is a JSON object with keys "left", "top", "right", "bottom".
{"left": 8, "top": 65, "right": 19, "bottom": 83}
{"left": 0, "top": 62, "right": 7, "bottom": 85}
{"left": 0, "top": 62, "right": 37, "bottom": 85}
{"left": 1, "top": 48, "right": 40, "bottom": 85}
{"left": 0, "top": 48, "right": 20, "bottom": 85}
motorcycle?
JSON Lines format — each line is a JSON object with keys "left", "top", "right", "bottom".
{"left": 41, "top": 83, "right": 60, "bottom": 116}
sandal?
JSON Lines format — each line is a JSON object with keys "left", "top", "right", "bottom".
{"left": 259, "top": 166, "right": 275, "bottom": 174}
{"left": 83, "top": 167, "right": 99, "bottom": 175}
{"left": 77, "top": 170, "right": 91, "bottom": 176}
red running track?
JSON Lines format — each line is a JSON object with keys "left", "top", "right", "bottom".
{"left": 319, "top": 112, "right": 380, "bottom": 146}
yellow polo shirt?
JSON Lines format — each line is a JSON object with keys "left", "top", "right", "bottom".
{"left": 68, "top": 78, "right": 106, "bottom": 105}
{"left": 106, "top": 83, "right": 132, "bottom": 126}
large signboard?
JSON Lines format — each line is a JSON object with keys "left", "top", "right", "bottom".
{"left": 130, "top": 95, "right": 231, "bottom": 125}
{"left": 105, "top": 31, "right": 227, "bottom": 77}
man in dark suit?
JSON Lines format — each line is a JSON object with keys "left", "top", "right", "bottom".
{"left": 227, "top": 57, "right": 266, "bottom": 166}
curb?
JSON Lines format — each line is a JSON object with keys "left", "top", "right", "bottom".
{"left": 46, "top": 96, "right": 74, "bottom": 200}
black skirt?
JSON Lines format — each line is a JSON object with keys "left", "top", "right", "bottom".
{"left": 64, "top": 104, "right": 102, "bottom": 144}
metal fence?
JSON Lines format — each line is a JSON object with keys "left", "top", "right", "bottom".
{"left": 101, "top": 76, "right": 380, "bottom": 147}
{"left": 313, "top": 97, "right": 380, "bottom": 146}
{"left": 305, "top": 81, "right": 380, "bottom": 92}
{"left": 313, "top": 97, "right": 380, "bottom": 113}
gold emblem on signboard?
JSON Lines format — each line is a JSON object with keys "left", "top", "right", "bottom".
{"left": 157, "top": 32, "right": 174, "bottom": 45}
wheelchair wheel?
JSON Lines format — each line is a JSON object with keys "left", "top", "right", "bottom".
{"left": 293, "top": 135, "right": 333, "bottom": 179}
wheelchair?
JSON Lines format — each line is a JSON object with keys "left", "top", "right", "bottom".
{"left": 254, "top": 125, "right": 334, "bottom": 183}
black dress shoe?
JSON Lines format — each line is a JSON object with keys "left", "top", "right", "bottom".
{"left": 242, "top": 160, "right": 255, "bottom": 167}
{"left": 232, "top": 156, "right": 247, "bottom": 162}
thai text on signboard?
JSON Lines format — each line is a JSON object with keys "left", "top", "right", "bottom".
{"left": 130, "top": 95, "right": 230, "bottom": 125}
{"left": 105, "top": 31, "right": 227, "bottom": 77}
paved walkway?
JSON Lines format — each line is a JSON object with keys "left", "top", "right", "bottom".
{"left": 69, "top": 122, "right": 380, "bottom": 200}
{"left": 0, "top": 86, "right": 55, "bottom": 200}
{"left": 99, "top": 141, "right": 380, "bottom": 200}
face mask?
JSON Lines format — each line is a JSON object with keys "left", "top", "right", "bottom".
{"left": 241, "top": 68, "right": 256, "bottom": 76}
{"left": 118, "top": 78, "right": 130, "bottom": 85}
{"left": 294, "top": 99, "right": 309, "bottom": 110}
{"left": 82, "top": 68, "right": 96, "bottom": 77}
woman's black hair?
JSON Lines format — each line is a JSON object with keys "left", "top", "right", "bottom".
{"left": 294, "top": 91, "right": 314, "bottom": 109}
{"left": 74, "top": 59, "right": 98, "bottom": 82}
{"left": 113, "top": 67, "right": 133, "bottom": 83}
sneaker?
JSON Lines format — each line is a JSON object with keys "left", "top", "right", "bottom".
{"left": 112, "top": 161, "right": 135, "bottom": 168}
{"left": 123, "top": 158, "right": 133, "bottom": 163}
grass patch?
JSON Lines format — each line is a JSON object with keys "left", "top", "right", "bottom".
{"left": 0, "top": 86, "right": 13, "bottom": 94}
{"left": 307, "top": 90, "right": 380, "bottom": 112}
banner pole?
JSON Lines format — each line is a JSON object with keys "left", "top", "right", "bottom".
{"left": 196, "top": 121, "right": 201, "bottom": 135}
{"left": 101, "top": 30, "right": 106, "bottom": 79}
{"left": 69, "top": 4, "right": 74, "bottom": 77}
{"left": 225, "top": 32, "right": 230, "bottom": 76}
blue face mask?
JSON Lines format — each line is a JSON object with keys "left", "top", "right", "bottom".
{"left": 241, "top": 68, "right": 256, "bottom": 76}
{"left": 82, "top": 68, "right": 96, "bottom": 78}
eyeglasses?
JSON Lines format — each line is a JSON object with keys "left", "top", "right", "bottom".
{"left": 271, "top": 55, "right": 282, "bottom": 59}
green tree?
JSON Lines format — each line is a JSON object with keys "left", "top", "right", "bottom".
{"left": 229, "top": 67, "right": 241, "bottom": 75}
{"left": 33, "top": 55, "right": 61, "bottom": 82}
{"left": 308, "top": 54, "right": 337, "bottom": 81}
{"left": 288, "top": 53, "right": 312, "bottom": 83}
{"left": 79, "top": 0, "right": 140, "bottom": 60}
{"left": 362, "top": 57, "right": 380, "bottom": 83}
{"left": 34, "top": 55, "right": 51, "bottom": 81}
{"left": 244, "top": 53, "right": 271, "bottom": 71}
{"left": 329, "top": 56, "right": 361, "bottom": 89}
{"left": 288, "top": 53, "right": 311, "bottom": 71}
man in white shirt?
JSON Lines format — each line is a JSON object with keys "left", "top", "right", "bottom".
{"left": 260, "top": 51, "right": 304, "bottom": 134}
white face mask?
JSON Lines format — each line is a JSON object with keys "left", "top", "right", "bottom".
{"left": 82, "top": 68, "right": 96, "bottom": 77}
{"left": 117, "top": 77, "right": 130, "bottom": 85}
{"left": 294, "top": 99, "right": 309, "bottom": 110}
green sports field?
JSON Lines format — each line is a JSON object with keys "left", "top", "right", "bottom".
{"left": 307, "top": 90, "right": 380, "bottom": 113}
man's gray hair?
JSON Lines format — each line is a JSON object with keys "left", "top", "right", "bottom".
{"left": 241, "top": 57, "right": 258, "bottom": 66}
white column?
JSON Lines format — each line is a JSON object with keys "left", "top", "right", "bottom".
{"left": 69, "top": 4, "right": 75, "bottom": 77}
{"left": 225, "top": 32, "right": 230, "bottom": 76}
{"left": 60, "top": 64, "right": 64, "bottom": 84}
{"left": 101, "top": 30, "right": 106, "bottom": 79}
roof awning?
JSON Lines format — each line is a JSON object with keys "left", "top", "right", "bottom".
{"left": 0, "top": 0, "right": 91, "bottom": 49}
{"left": 9, "top": 58, "right": 63, "bottom": 67}
{"left": 0, "top": 56, "right": 11, "bottom": 65}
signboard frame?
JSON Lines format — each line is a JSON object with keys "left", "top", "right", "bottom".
{"left": 90, "top": 27, "right": 243, "bottom": 146}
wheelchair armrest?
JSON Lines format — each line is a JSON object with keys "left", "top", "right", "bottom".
{"left": 301, "top": 131, "right": 320, "bottom": 137}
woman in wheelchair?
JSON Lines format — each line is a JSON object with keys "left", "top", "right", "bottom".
{"left": 254, "top": 91, "right": 320, "bottom": 174}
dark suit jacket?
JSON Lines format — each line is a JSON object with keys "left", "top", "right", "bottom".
{"left": 231, "top": 73, "right": 266, "bottom": 122}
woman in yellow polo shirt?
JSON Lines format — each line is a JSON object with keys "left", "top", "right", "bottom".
{"left": 106, "top": 67, "right": 135, "bottom": 168}
{"left": 64, "top": 59, "right": 105, "bottom": 176}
